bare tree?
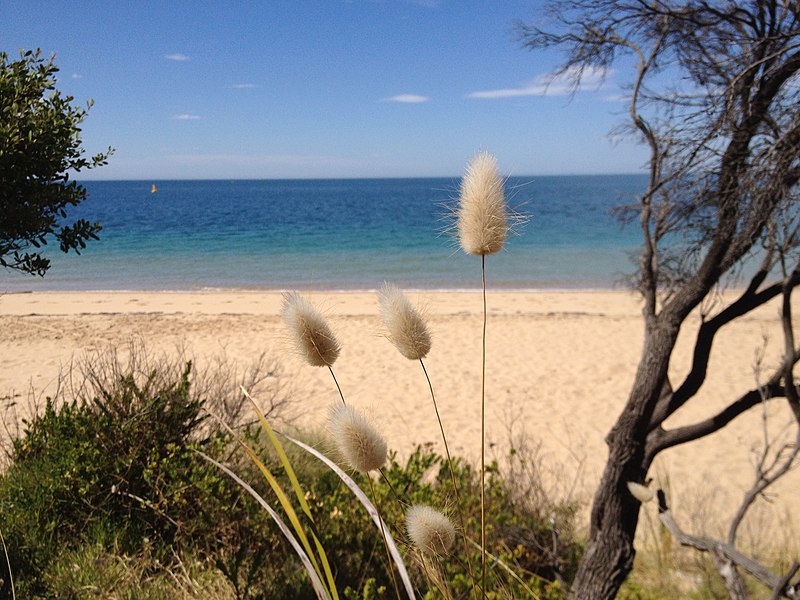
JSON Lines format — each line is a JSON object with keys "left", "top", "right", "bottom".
{"left": 517, "top": 2, "right": 800, "bottom": 597}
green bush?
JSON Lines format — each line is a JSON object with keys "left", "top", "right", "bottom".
{"left": 0, "top": 360, "right": 582, "bottom": 598}
{"left": 0, "top": 363, "right": 264, "bottom": 598}
{"left": 233, "top": 436, "right": 582, "bottom": 598}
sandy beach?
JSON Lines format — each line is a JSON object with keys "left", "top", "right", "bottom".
{"left": 2, "top": 289, "right": 797, "bottom": 541}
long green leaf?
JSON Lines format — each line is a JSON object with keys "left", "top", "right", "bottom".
{"left": 284, "top": 434, "right": 418, "bottom": 600}
{"left": 197, "top": 451, "right": 330, "bottom": 600}
{"left": 211, "top": 416, "right": 331, "bottom": 599}
{"left": 241, "top": 388, "right": 340, "bottom": 600}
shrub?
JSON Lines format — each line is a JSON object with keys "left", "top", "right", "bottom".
{"left": 232, "top": 437, "right": 582, "bottom": 598}
{"left": 0, "top": 353, "right": 582, "bottom": 598}
{"left": 0, "top": 362, "right": 265, "bottom": 597}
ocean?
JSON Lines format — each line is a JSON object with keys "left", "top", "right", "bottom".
{"left": 0, "top": 175, "right": 647, "bottom": 292}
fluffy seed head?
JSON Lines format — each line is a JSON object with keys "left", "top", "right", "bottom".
{"left": 456, "top": 151, "right": 508, "bottom": 256}
{"left": 626, "top": 481, "right": 654, "bottom": 503}
{"left": 328, "top": 404, "right": 387, "bottom": 473}
{"left": 406, "top": 505, "right": 456, "bottom": 556}
{"left": 378, "top": 283, "right": 431, "bottom": 360}
{"left": 281, "top": 291, "right": 341, "bottom": 367}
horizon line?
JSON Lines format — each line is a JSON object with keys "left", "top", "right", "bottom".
{"left": 75, "top": 171, "right": 647, "bottom": 182}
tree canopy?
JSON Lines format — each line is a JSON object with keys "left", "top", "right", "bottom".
{"left": 0, "top": 49, "right": 112, "bottom": 276}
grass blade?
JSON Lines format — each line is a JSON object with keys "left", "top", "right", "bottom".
{"left": 211, "top": 415, "right": 333, "bottom": 599}
{"left": 197, "top": 451, "right": 330, "bottom": 600}
{"left": 241, "top": 387, "right": 340, "bottom": 600}
{"left": 284, "top": 433, "right": 417, "bottom": 600}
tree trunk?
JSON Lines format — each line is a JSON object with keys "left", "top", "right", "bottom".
{"left": 570, "top": 322, "right": 678, "bottom": 599}
{"left": 569, "top": 449, "right": 643, "bottom": 599}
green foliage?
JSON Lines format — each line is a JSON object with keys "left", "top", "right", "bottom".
{"left": 0, "top": 363, "right": 262, "bottom": 598}
{"left": 0, "top": 48, "right": 113, "bottom": 276}
{"left": 237, "top": 436, "right": 581, "bottom": 598}
{"left": 44, "top": 539, "right": 236, "bottom": 599}
{"left": 0, "top": 360, "right": 581, "bottom": 598}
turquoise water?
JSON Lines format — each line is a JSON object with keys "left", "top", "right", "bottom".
{"left": 0, "top": 175, "right": 647, "bottom": 291}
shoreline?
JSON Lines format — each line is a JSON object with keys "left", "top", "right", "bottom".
{"left": 0, "top": 283, "right": 634, "bottom": 295}
{"left": 0, "top": 288, "right": 643, "bottom": 316}
{"left": 2, "top": 288, "right": 797, "bottom": 537}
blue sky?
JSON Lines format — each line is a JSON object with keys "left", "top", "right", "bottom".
{"left": 3, "top": 1, "right": 647, "bottom": 180}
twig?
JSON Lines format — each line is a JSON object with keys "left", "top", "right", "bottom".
{"left": 657, "top": 490, "right": 798, "bottom": 598}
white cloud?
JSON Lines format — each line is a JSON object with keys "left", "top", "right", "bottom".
{"left": 468, "top": 66, "right": 611, "bottom": 99}
{"left": 232, "top": 83, "right": 257, "bottom": 89}
{"left": 165, "top": 53, "right": 190, "bottom": 61}
{"left": 71, "top": 73, "right": 83, "bottom": 80}
{"left": 382, "top": 94, "right": 431, "bottom": 103}
{"left": 173, "top": 114, "right": 201, "bottom": 120}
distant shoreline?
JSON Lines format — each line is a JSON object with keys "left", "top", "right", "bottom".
{"left": 1, "top": 283, "right": 631, "bottom": 295}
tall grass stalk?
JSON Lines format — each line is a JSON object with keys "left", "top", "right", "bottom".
{"left": 0, "top": 526, "right": 15, "bottom": 600}
{"left": 206, "top": 413, "right": 339, "bottom": 600}
{"left": 198, "top": 451, "right": 331, "bottom": 599}
{"left": 328, "top": 367, "right": 346, "bottom": 406}
{"left": 378, "top": 282, "right": 478, "bottom": 596}
{"left": 455, "top": 150, "right": 509, "bottom": 599}
{"left": 285, "top": 434, "right": 417, "bottom": 599}
{"left": 240, "top": 388, "right": 340, "bottom": 597}
{"left": 420, "top": 357, "right": 479, "bottom": 599}
{"left": 480, "top": 253, "right": 488, "bottom": 599}
{"left": 367, "top": 476, "right": 402, "bottom": 600}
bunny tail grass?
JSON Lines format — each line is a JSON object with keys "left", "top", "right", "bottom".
{"left": 455, "top": 151, "right": 508, "bottom": 599}
{"left": 419, "top": 359, "right": 479, "bottom": 599}
{"left": 456, "top": 151, "right": 508, "bottom": 257}
{"left": 406, "top": 505, "right": 456, "bottom": 556}
{"left": 329, "top": 404, "right": 388, "bottom": 473}
{"left": 284, "top": 434, "right": 417, "bottom": 600}
{"left": 282, "top": 291, "right": 341, "bottom": 367}
{"left": 378, "top": 283, "right": 431, "bottom": 360}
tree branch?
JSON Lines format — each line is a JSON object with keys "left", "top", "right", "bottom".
{"left": 657, "top": 490, "right": 799, "bottom": 598}
{"left": 645, "top": 380, "right": 790, "bottom": 463}
{"left": 648, "top": 261, "right": 800, "bottom": 430}
{"left": 728, "top": 429, "right": 800, "bottom": 546}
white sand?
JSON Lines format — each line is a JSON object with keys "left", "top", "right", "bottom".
{"left": 2, "top": 289, "right": 797, "bottom": 541}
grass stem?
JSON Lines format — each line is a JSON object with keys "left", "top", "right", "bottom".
{"left": 368, "top": 476, "right": 402, "bottom": 600}
{"left": 420, "top": 358, "right": 480, "bottom": 600}
{"left": 328, "top": 366, "right": 346, "bottom": 405}
{"left": 0, "top": 526, "right": 15, "bottom": 600}
{"left": 480, "top": 253, "right": 487, "bottom": 600}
